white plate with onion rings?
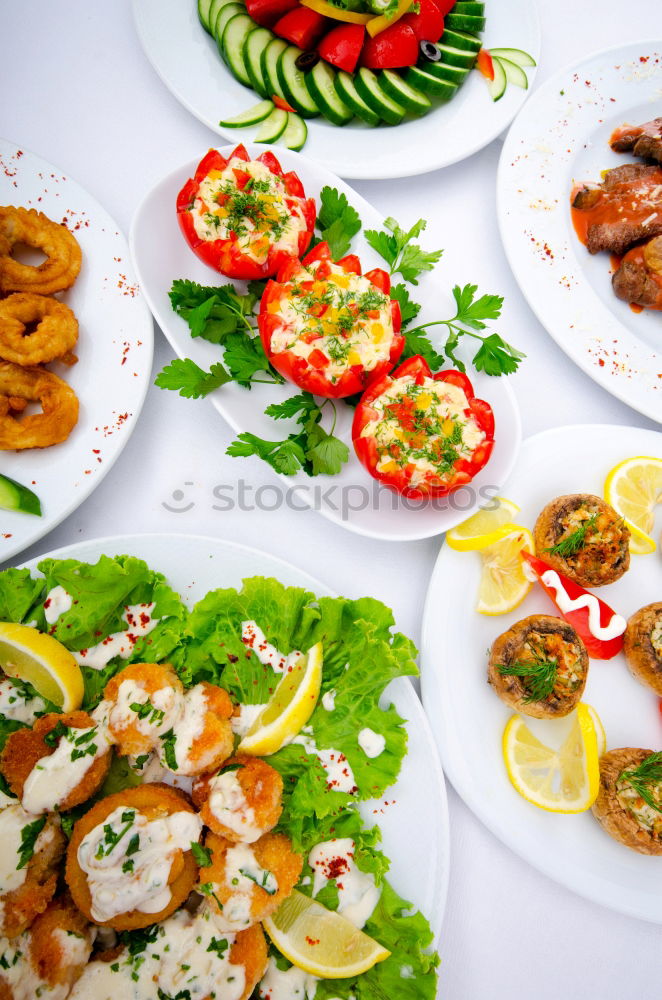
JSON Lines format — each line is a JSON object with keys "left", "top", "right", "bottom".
{"left": 0, "top": 137, "right": 154, "bottom": 564}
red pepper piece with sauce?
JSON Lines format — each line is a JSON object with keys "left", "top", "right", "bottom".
{"left": 521, "top": 551, "right": 626, "bottom": 660}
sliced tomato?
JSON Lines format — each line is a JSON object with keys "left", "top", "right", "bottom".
{"left": 274, "top": 7, "right": 328, "bottom": 48}
{"left": 400, "top": 0, "right": 444, "bottom": 42}
{"left": 318, "top": 23, "right": 366, "bottom": 73}
{"left": 360, "top": 21, "right": 419, "bottom": 69}
{"left": 246, "top": 0, "right": 298, "bottom": 26}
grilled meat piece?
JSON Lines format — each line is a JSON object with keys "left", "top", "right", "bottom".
{"left": 610, "top": 118, "right": 662, "bottom": 163}
{"left": 613, "top": 235, "right": 662, "bottom": 309}
{"left": 572, "top": 164, "right": 662, "bottom": 254}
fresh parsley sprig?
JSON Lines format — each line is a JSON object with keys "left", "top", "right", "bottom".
{"left": 365, "top": 217, "right": 443, "bottom": 285}
{"left": 315, "top": 187, "right": 362, "bottom": 259}
{"left": 17, "top": 817, "right": 47, "bottom": 870}
{"left": 498, "top": 645, "right": 559, "bottom": 704}
{"left": 227, "top": 392, "right": 349, "bottom": 477}
{"left": 619, "top": 752, "right": 662, "bottom": 815}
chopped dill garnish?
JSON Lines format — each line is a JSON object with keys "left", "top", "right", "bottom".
{"left": 498, "top": 644, "right": 558, "bottom": 703}
{"left": 545, "top": 513, "right": 598, "bottom": 558}
{"left": 619, "top": 752, "right": 662, "bottom": 814}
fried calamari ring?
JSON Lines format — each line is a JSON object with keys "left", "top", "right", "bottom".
{"left": 0, "top": 361, "right": 78, "bottom": 449}
{"left": 0, "top": 206, "right": 82, "bottom": 295}
{"left": 0, "top": 293, "right": 78, "bottom": 365}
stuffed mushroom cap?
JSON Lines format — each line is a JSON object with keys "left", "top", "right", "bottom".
{"left": 623, "top": 603, "right": 662, "bottom": 695}
{"left": 592, "top": 747, "right": 662, "bottom": 855}
{"left": 488, "top": 614, "right": 588, "bottom": 719}
{"left": 533, "top": 494, "right": 630, "bottom": 587}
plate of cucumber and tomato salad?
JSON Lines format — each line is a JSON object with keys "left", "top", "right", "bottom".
{"left": 130, "top": 143, "right": 523, "bottom": 540}
{"left": 420, "top": 423, "right": 662, "bottom": 922}
{"left": 132, "top": 0, "right": 539, "bottom": 178}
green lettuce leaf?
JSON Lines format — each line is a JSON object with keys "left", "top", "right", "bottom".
{"left": 0, "top": 569, "right": 45, "bottom": 623}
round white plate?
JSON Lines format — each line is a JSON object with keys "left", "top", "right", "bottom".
{"left": 498, "top": 41, "right": 662, "bottom": 424}
{"left": 132, "top": 0, "right": 539, "bottom": 180}
{"left": 130, "top": 146, "right": 521, "bottom": 541}
{"left": 421, "top": 423, "right": 662, "bottom": 923}
{"left": 19, "top": 531, "right": 449, "bottom": 943}
{"left": 0, "top": 138, "right": 154, "bottom": 564}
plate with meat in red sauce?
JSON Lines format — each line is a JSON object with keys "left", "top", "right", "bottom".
{"left": 497, "top": 41, "right": 662, "bottom": 424}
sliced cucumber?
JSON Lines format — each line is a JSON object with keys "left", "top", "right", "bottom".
{"left": 0, "top": 474, "right": 41, "bottom": 517}
{"left": 439, "top": 27, "right": 482, "bottom": 52}
{"left": 423, "top": 60, "right": 469, "bottom": 85}
{"left": 335, "top": 71, "right": 380, "bottom": 125}
{"left": 278, "top": 46, "right": 321, "bottom": 118}
{"left": 488, "top": 47, "right": 536, "bottom": 68}
{"left": 244, "top": 27, "right": 275, "bottom": 97}
{"left": 198, "top": 0, "right": 215, "bottom": 32}
{"left": 261, "top": 38, "right": 288, "bottom": 100}
{"left": 355, "top": 68, "right": 404, "bottom": 125}
{"left": 452, "top": 1, "right": 485, "bottom": 14}
{"left": 281, "top": 112, "right": 308, "bottom": 151}
{"left": 255, "top": 107, "right": 289, "bottom": 142}
{"left": 435, "top": 43, "right": 477, "bottom": 69}
{"left": 219, "top": 99, "right": 274, "bottom": 127}
{"left": 214, "top": 2, "right": 243, "bottom": 48}
{"left": 444, "top": 12, "right": 486, "bottom": 31}
{"left": 379, "top": 69, "right": 431, "bottom": 115}
{"left": 305, "top": 61, "right": 353, "bottom": 126}
{"left": 221, "top": 13, "right": 255, "bottom": 86}
{"left": 486, "top": 55, "right": 506, "bottom": 101}
{"left": 495, "top": 56, "right": 528, "bottom": 89}
{"left": 404, "top": 66, "right": 457, "bottom": 100}
{"left": 208, "top": 0, "right": 239, "bottom": 34}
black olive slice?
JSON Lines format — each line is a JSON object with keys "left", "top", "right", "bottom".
{"left": 419, "top": 40, "right": 441, "bottom": 62}
{"left": 295, "top": 50, "right": 320, "bottom": 71}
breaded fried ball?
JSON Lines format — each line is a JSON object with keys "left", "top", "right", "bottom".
{"left": 102, "top": 662, "right": 184, "bottom": 756}
{"left": 192, "top": 754, "right": 283, "bottom": 842}
{"left": 158, "top": 682, "right": 234, "bottom": 777}
{"left": 0, "top": 805, "right": 65, "bottom": 939}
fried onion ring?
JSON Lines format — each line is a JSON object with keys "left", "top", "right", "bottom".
{"left": 0, "top": 206, "right": 82, "bottom": 295}
{"left": 0, "top": 293, "right": 78, "bottom": 365}
{"left": 0, "top": 361, "right": 78, "bottom": 449}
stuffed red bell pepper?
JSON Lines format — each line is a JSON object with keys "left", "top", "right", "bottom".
{"left": 520, "top": 551, "right": 626, "bottom": 660}
{"left": 258, "top": 241, "right": 404, "bottom": 398}
{"left": 176, "top": 145, "right": 316, "bottom": 281}
{"left": 352, "top": 355, "right": 494, "bottom": 499}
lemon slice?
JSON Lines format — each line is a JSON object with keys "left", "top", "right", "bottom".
{"left": 0, "top": 622, "right": 83, "bottom": 711}
{"left": 237, "top": 642, "right": 323, "bottom": 756}
{"left": 502, "top": 703, "right": 600, "bottom": 813}
{"left": 605, "top": 455, "right": 662, "bottom": 554}
{"left": 476, "top": 527, "right": 534, "bottom": 615}
{"left": 263, "top": 889, "right": 390, "bottom": 978}
{"left": 585, "top": 703, "right": 606, "bottom": 757}
{"left": 446, "top": 497, "right": 521, "bottom": 551}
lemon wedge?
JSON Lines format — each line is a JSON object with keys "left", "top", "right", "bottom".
{"left": 446, "top": 497, "right": 521, "bottom": 551}
{"left": 604, "top": 455, "right": 662, "bottom": 554}
{"left": 585, "top": 703, "right": 606, "bottom": 757}
{"left": 238, "top": 642, "right": 323, "bottom": 756}
{"left": 476, "top": 527, "right": 534, "bottom": 615}
{"left": 502, "top": 703, "right": 600, "bottom": 813}
{"left": 263, "top": 890, "right": 390, "bottom": 978}
{"left": 0, "top": 622, "right": 83, "bottom": 711}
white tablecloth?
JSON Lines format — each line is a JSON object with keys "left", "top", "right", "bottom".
{"left": 1, "top": 2, "right": 661, "bottom": 997}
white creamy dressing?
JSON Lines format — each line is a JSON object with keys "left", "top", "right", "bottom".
{"left": 208, "top": 769, "right": 262, "bottom": 842}
{"left": 540, "top": 569, "right": 627, "bottom": 641}
{"left": 0, "top": 804, "right": 54, "bottom": 894}
{"left": 0, "top": 676, "right": 46, "bottom": 724}
{"left": 293, "top": 729, "right": 358, "bottom": 795}
{"left": 215, "top": 842, "right": 279, "bottom": 931}
{"left": 160, "top": 683, "right": 210, "bottom": 775}
{"left": 241, "top": 621, "right": 301, "bottom": 674}
{"left": 69, "top": 905, "right": 244, "bottom": 1000}
{"left": 358, "top": 727, "right": 386, "bottom": 758}
{"left": 130, "top": 752, "right": 193, "bottom": 794}
{"left": 107, "top": 676, "right": 182, "bottom": 741}
{"left": 230, "top": 701, "right": 267, "bottom": 738}
{"left": 259, "top": 956, "right": 319, "bottom": 999}
{"left": 22, "top": 724, "right": 110, "bottom": 814}
{"left": 269, "top": 260, "right": 395, "bottom": 380}
{"left": 192, "top": 155, "right": 306, "bottom": 262}
{"left": 0, "top": 935, "right": 70, "bottom": 1000}
{"left": 43, "top": 586, "right": 73, "bottom": 624}
{"left": 321, "top": 689, "right": 336, "bottom": 711}
{"left": 77, "top": 804, "right": 202, "bottom": 922}
{"left": 308, "top": 838, "right": 380, "bottom": 929}
{"left": 0, "top": 789, "right": 15, "bottom": 810}
{"left": 51, "top": 927, "right": 90, "bottom": 967}
{"left": 74, "top": 603, "right": 159, "bottom": 670}
{"left": 361, "top": 375, "right": 485, "bottom": 487}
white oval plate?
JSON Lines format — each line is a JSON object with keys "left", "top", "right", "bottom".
{"left": 0, "top": 138, "right": 154, "bottom": 563}
{"left": 130, "top": 146, "right": 521, "bottom": 541}
{"left": 132, "top": 0, "right": 539, "bottom": 180}
{"left": 421, "top": 423, "right": 662, "bottom": 923}
{"left": 19, "top": 531, "right": 449, "bottom": 943}
{"left": 498, "top": 41, "right": 662, "bottom": 424}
